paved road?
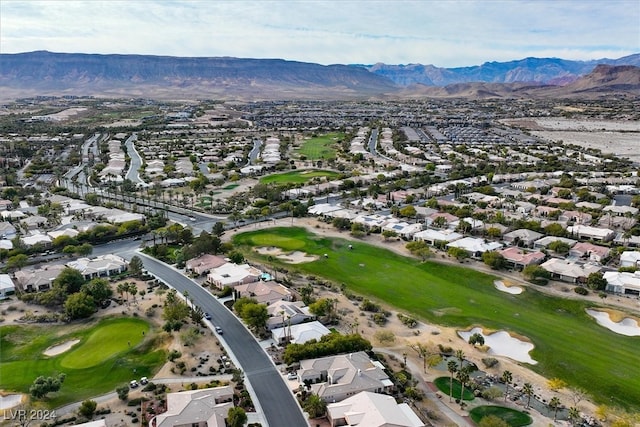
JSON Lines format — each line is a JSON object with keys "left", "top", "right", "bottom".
{"left": 135, "top": 253, "right": 308, "bottom": 427}
{"left": 247, "top": 139, "right": 263, "bottom": 165}
{"left": 124, "top": 133, "right": 146, "bottom": 185}
{"left": 368, "top": 128, "right": 379, "bottom": 156}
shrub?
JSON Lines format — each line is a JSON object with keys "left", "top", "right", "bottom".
{"left": 574, "top": 286, "right": 588, "bottom": 295}
{"left": 482, "top": 357, "right": 499, "bottom": 368}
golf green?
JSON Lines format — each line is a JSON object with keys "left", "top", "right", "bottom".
{"left": 233, "top": 227, "right": 640, "bottom": 411}
{"left": 61, "top": 319, "right": 149, "bottom": 368}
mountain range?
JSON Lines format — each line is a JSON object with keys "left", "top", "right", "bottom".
{"left": 0, "top": 51, "right": 638, "bottom": 101}
{"left": 363, "top": 54, "right": 640, "bottom": 86}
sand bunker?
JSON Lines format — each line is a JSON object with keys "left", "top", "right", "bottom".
{"left": 586, "top": 309, "right": 640, "bottom": 336}
{"left": 43, "top": 339, "right": 80, "bottom": 357}
{"left": 0, "top": 394, "right": 24, "bottom": 410}
{"left": 458, "top": 327, "right": 537, "bottom": 365}
{"left": 255, "top": 247, "right": 318, "bottom": 264}
{"left": 494, "top": 280, "right": 523, "bottom": 295}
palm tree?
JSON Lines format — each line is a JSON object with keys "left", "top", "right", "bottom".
{"left": 523, "top": 382, "right": 534, "bottom": 409}
{"left": 502, "top": 370, "right": 513, "bottom": 402}
{"left": 457, "top": 366, "right": 470, "bottom": 404}
{"left": 455, "top": 349, "right": 465, "bottom": 372}
{"left": 549, "top": 396, "right": 562, "bottom": 421}
{"left": 568, "top": 406, "right": 581, "bottom": 426}
{"left": 447, "top": 360, "right": 457, "bottom": 402}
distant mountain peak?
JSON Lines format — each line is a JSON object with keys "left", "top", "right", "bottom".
{"left": 364, "top": 54, "right": 640, "bottom": 87}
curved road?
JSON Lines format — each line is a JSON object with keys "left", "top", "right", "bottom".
{"left": 134, "top": 252, "right": 307, "bottom": 427}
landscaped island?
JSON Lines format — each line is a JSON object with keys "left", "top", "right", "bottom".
{"left": 233, "top": 227, "right": 640, "bottom": 411}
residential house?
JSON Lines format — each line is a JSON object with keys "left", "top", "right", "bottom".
{"left": 446, "top": 237, "right": 503, "bottom": 259}
{"left": 234, "top": 280, "right": 292, "bottom": 305}
{"left": 498, "top": 247, "right": 546, "bottom": 270}
{"left": 603, "top": 205, "right": 639, "bottom": 217}
{"left": 539, "top": 258, "right": 601, "bottom": 283}
{"left": 603, "top": 271, "right": 640, "bottom": 296}
{"left": 503, "top": 229, "right": 544, "bottom": 248}
{"left": 297, "top": 351, "right": 394, "bottom": 403}
{"left": 413, "top": 228, "right": 463, "bottom": 247}
{"left": 1, "top": 210, "right": 26, "bottom": 221}
{"left": 533, "top": 236, "right": 577, "bottom": 251}
{"left": 0, "top": 222, "right": 17, "bottom": 239}
{"left": 327, "top": 391, "right": 424, "bottom": 427}
{"left": 20, "top": 232, "right": 52, "bottom": 248}
{"left": 267, "top": 300, "right": 314, "bottom": 330}
{"left": 271, "top": 321, "right": 331, "bottom": 345}
{"left": 559, "top": 210, "right": 592, "bottom": 225}
{"left": 14, "top": 264, "right": 66, "bottom": 292}
{"left": 426, "top": 212, "right": 459, "bottom": 228}
{"left": 620, "top": 251, "right": 640, "bottom": 268}
{"left": 185, "top": 254, "right": 227, "bottom": 276}
{"left": 0, "top": 274, "right": 16, "bottom": 299}
{"left": 66, "top": 254, "right": 128, "bottom": 280}
{"left": 151, "top": 386, "right": 234, "bottom": 427}
{"left": 569, "top": 242, "right": 610, "bottom": 263}
{"left": 0, "top": 199, "right": 13, "bottom": 210}
{"left": 381, "top": 221, "right": 423, "bottom": 239}
{"left": 567, "top": 224, "right": 615, "bottom": 242}
{"left": 20, "top": 215, "right": 47, "bottom": 230}
{"left": 598, "top": 213, "right": 636, "bottom": 230}
{"left": 207, "top": 263, "right": 261, "bottom": 289}
{"left": 47, "top": 229, "right": 80, "bottom": 240}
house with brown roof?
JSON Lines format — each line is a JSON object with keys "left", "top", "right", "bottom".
{"left": 569, "top": 242, "right": 610, "bottom": 263}
{"left": 185, "top": 254, "right": 227, "bottom": 276}
{"left": 234, "top": 280, "right": 292, "bottom": 305}
{"left": 498, "top": 247, "right": 546, "bottom": 270}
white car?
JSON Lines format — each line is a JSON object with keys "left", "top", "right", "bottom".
{"left": 214, "top": 326, "right": 223, "bottom": 334}
{"left": 287, "top": 372, "right": 297, "bottom": 380}
{"left": 140, "top": 377, "right": 148, "bottom": 385}
{"left": 129, "top": 380, "right": 139, "bottom": 388}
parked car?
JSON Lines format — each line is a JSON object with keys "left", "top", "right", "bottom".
{"left": 140, "top": 377, "right": 148, "bottom": 385}
{"left": 129, "top": 380, "right": 139, "bottom": 388}
{"left": 204, "top": 313, "right": 212, "bottom": 320}
{"left": 287, "top": 372, "right": 297, "bottom": 380}
{"left": 215, "top": 326, "right": 223, "bottom": 335}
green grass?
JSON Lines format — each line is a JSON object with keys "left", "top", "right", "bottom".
{"left": 469, "top": 406, "right": 533, "bottom": 426}
{"left": 433, "top": 376, "right": 475, "bottom": 400}
{"left": 233, "top": 227, "right": 640, "bottom": 411}
{"left": 0, "top": 317, "right": 165, "bottom": 407}
{"left": 297, "top": 132, "right": 343, "bottom": 160}
{"left": 259, "top": 169, "right": 340, "bottom": 185}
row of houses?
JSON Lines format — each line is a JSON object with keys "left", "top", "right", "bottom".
{"left": 308, "top": 201, "right": 640, "bottom": 288}
{"left": 14, "top": 254, "right": 128, "bottom": 293}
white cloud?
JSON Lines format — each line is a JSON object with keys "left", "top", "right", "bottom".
{"left": 1, "top": 0, "right": 638, "bottom": 66}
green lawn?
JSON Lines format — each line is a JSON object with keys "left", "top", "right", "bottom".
{"left": 469, "top": 406, "right": 533, "bottom": 426}
{"left": 259, "top": 169, "right": 340, "bottom": 185}
{"left": 0, "top": 317, "right": 165, "bottom": 407}
{"left": 433, "top": 376, "right": 475, "bottom": 401}
{"left": 297, "top": 132, "right": 343, "bottom": 160}
{"left": 233, "top": 227, "right": 640, "bottom": 411}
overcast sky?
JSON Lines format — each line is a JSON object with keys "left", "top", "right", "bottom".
{"left": 1, "top": 0, "right": 638, "bottom": 67}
